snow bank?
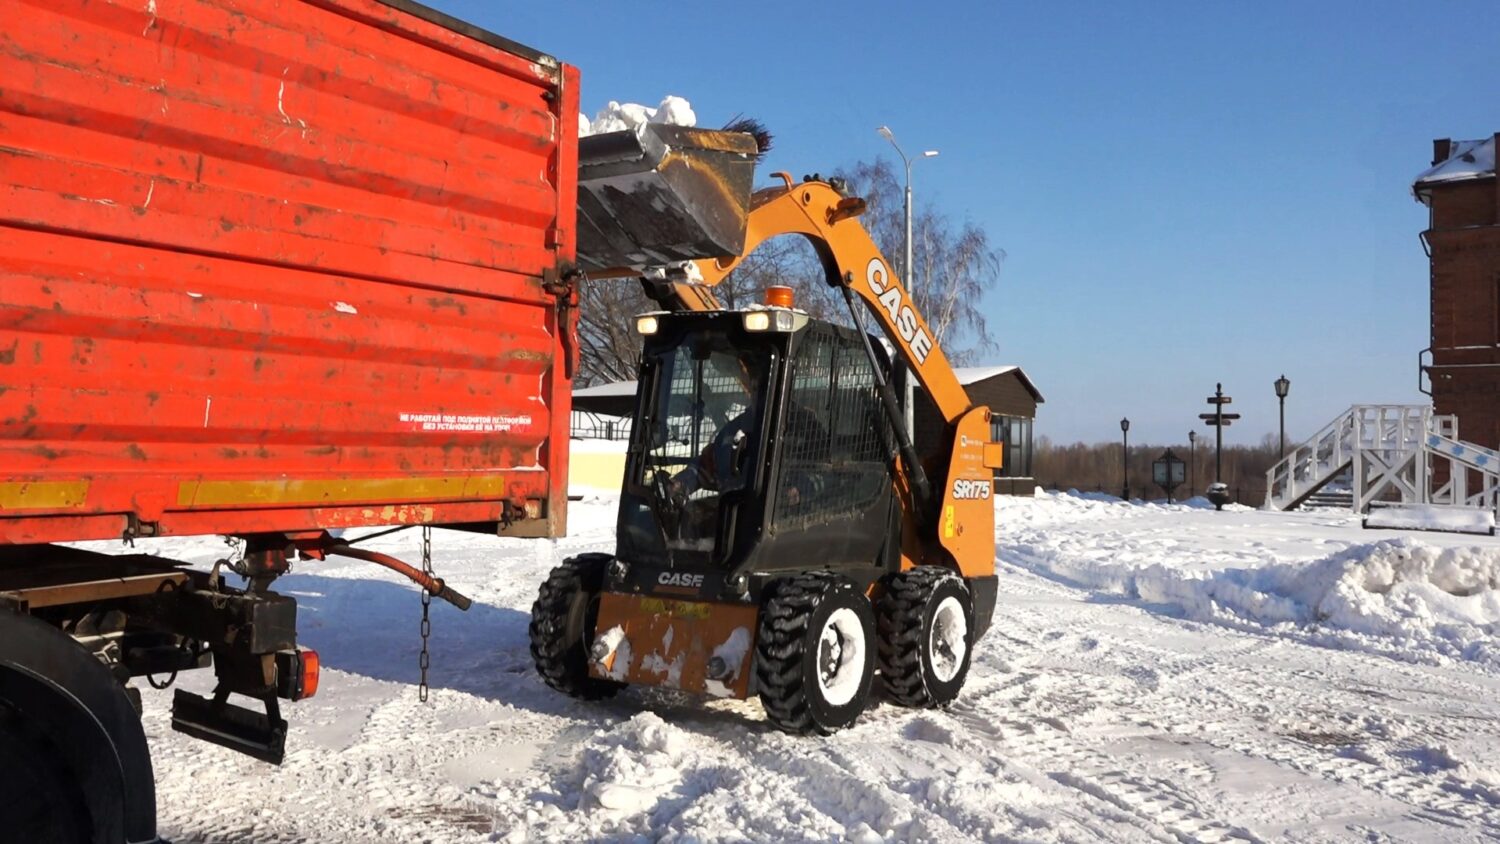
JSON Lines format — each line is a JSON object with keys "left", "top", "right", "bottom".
{"left": 1364, "top": 503, "right": 1495, "bottom": 534}
{"left": 580, "top": 95, "right": 696, "bottom": 138}
{"left": 1015, "top": 527, "right": 1500, "bottom": 667}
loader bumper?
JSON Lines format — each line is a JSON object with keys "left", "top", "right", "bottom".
{"left": 588, "top": 592, "right": 759, "bottom": 699}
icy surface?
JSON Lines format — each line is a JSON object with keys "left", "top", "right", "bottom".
{"left": 109, "top": 493, "right": 1500, "bottom": 842}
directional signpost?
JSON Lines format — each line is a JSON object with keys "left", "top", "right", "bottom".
{"left": 1198, "top": 382, "right": 1239, "bottom": 484}
{"left": 1199, "top": 383, "right": 1239, "bottom": 510}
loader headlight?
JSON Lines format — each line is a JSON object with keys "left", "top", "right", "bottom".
{"left": 742, "top": 310, "right": 807, "bottom": 333}
{"left": 636, "top": 315, "right": 659, "bottom": 335}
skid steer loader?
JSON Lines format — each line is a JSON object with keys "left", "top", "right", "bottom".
{"left": 531, "top": 125, "right": 1003, "bottom": 734}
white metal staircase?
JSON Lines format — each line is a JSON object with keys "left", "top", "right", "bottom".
{"left": 1264, "top": 404, "right": 1500, "bottom": 514}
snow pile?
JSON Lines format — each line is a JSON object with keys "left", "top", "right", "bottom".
{"left": 579, "top": 95, "right": 696, "bottom": 138}
{"left": 1365, "top": 503, "right": 1495, "bottom": 534}
{"left": 1014, "top": 524, "right": 1500, "bottom": 666}
{"left": 579, "top": 712, "right": 690, "bottom": 813}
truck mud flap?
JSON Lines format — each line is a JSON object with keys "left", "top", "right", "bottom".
{"left": 171, "top": 689, "right": 287, "bottom": 765}
{"left": 576, "top": 124, "right": 759, "bottom": 272}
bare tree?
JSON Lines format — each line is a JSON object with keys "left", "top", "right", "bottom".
{"left": 572, "top": 157, "right": 1005, "bottom": 383}
{"left": 835, "top": 159, "right": 1003, "bottom": 363}
{"left": 575, "top": 277, "right": 652, "bottom": 386}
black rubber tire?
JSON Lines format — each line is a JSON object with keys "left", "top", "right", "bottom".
{"left": 0, "top": 701, "right": 91, "bottom": 844}
{"left": 756, "top": 573, "right": 876, "bottom": 735}
{"left": 876, "top": 566, "right": 974, "bottom": 708}
{"left": 529, "top": 553, "right": 625, "bottom": 701}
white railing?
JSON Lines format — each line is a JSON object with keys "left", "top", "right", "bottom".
{"left": 1265, "top": 404, "right": 1497, "bottom": 516}
{"left": 1425, "top": 431, "right": 1500, "bottom": 511}
{"left": 1266, "top": 405, "right": 1430, "bottom": 511}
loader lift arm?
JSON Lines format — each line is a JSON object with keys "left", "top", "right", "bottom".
{"left": 682, "top": 174, "right": 1002, "bottom": 576}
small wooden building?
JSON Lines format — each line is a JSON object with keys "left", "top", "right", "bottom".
{"left": 915, "top": 366, "right": 1045, "bottom": 496}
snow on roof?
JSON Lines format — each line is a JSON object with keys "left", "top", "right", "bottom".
{"left": 1413, "top": 136, "right": 1496, "bottom": 199}
{"left": 574, "top": 380, "right": 638, "bottom": 398}
{"left": 953, "top": 365, "right": 1018, "bottom": 384}
{"left": 955, "top": 365, "right": 1045, "bottom": 403}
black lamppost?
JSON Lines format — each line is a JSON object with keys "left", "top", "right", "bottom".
{"left": 1187, "top": 430, "right": 1197, "bottom": 497}
{"left": 1120, "top": 417, "right": 1130, "bottom": 500}
{"left": 1274, "top": 374, "right": 1290, "bottom": 458}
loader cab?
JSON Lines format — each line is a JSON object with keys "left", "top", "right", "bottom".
{"left": 616, "top": 307, "right": 900, "bottom": 593}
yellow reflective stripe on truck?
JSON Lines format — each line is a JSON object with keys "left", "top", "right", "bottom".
{"left": 176, "top": 475, "right": 506, "bottom": 507}
{"left": 0, "top": 481, "right": 90, "bottom": 510}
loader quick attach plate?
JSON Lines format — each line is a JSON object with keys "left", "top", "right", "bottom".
{"left": 589, "top": 592, "right": 759, "bottom": 699}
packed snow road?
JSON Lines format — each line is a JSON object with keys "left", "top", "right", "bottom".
{"left": 120, "top": 493, "right": 1500, "bottom": 842}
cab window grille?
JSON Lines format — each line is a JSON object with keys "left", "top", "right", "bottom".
{"left": 773, "top": 327, "right": 892, "bottom": 530}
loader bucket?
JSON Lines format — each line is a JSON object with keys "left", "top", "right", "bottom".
{"left": 576, "top": 124, "right": 760, "bottom": 273}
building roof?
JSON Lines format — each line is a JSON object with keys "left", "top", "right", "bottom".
{"left": 1414, "top": 136, "right": 1496, "bottom": 203}
{"left": 572, "top": 379, "right": 638, "bottom": 417}
{"left": 574, "top": 365, "right": 1046, "bottom": 414}
{"left": 953, "top": 365, "right": 1045, "bottom": 403}
{"left": 574, "top": 380, "right": 638, "bottom": 398}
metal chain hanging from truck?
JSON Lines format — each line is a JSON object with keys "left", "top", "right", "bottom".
{"left": 419, "top": 525, "right": 433, "bottom": 702}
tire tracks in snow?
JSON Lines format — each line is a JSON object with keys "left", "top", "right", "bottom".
{"left": 984, "top": 567, "right": 1500, "bottom": 840}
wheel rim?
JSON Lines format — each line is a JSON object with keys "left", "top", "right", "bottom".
{"left": 817, "top": 607, "right": 866, "bottom": 706}
{"left": 928, "top": 595, "right": 968, "bottom": 683}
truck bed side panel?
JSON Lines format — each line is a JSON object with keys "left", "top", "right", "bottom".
{"left": 0, "top": 0, "right": 580, "bottom": 542}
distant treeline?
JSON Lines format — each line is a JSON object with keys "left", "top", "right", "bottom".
{"left": 1034, "top": 434, "right": 1285, "bottom": 504}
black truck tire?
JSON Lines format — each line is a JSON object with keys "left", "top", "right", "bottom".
{"left": 529, "top": 553, "right": 625, "bottom": 701}
{"left": 0, "top": 612, "right": 156, "bottom": 844}
{"left": 0, "top": 701, "right": 91, "bottom": 844}
{"left": 876, "top": 566, "right": 974, "bottom": 707}
{"left": 756, "top": 573, "right": 876, "bottom": 735}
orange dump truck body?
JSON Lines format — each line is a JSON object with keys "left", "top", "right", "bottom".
{"left": 0, "top": 0, "right": 581, "bottom": 544}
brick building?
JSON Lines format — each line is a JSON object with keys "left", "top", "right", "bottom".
{"left": 1416, "top": 134, "right": 1500, "bottom": 448}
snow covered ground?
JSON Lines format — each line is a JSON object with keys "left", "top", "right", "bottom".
{"left": 124, "top": 492, "right": 1500, "bottom": 842}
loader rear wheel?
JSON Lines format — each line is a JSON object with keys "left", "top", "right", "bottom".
{"left": 756, "top": 573, "right": 875, "bottom": 735}
{"left": 529, "top": 554, "right": 624, "bottom": 701}
{"left": 876, "top": 567, "right": 973, "bottom": 708}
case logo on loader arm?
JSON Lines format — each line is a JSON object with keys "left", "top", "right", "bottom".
{"left": 864, "top": 258, "right": 934, "bottom": 364}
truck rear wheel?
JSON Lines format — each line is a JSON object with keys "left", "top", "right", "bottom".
{"left": 876, "top": 566, "right": 974, "bottom": 707}
{"left": 529, "top": 554, "right": 624, "bottom": 701}
{"left": 0, "top": 701, "right": 90, "bottom": 844}
{"left": 756, "top": 573, "right": 875, "bottom": 735}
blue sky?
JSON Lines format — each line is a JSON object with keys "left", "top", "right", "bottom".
{"left": 438, "top": 0, "right": 1497, "bottom": 445}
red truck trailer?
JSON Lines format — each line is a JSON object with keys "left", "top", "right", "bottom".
{"left": 0, "top": 0, "right": 579, "bottom": 840}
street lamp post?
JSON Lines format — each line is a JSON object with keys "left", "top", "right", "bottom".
{"left": 1274, "top": 374, "right": 1291, "bottom": 459}
{"left": 1188, "top": 430, "right": 1197, "bottom": 498}
{"left": 1120, "top": 417, "right": 1131, "bottom": 500}
{"left": 876, "top": 126, "right": 937, "bottom": 441}
{"left": 876, "top": 126, "right": 939, "bottom": 288}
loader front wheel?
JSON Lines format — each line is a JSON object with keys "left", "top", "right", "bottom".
{"left": 756, "top": 573, "right": 875, "bottom": 735}
{"left": 876, "top": 567, "right": 973, "bottom": 707}
{"left": 529, "top": 554, "right": 624, "bottom": 701}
